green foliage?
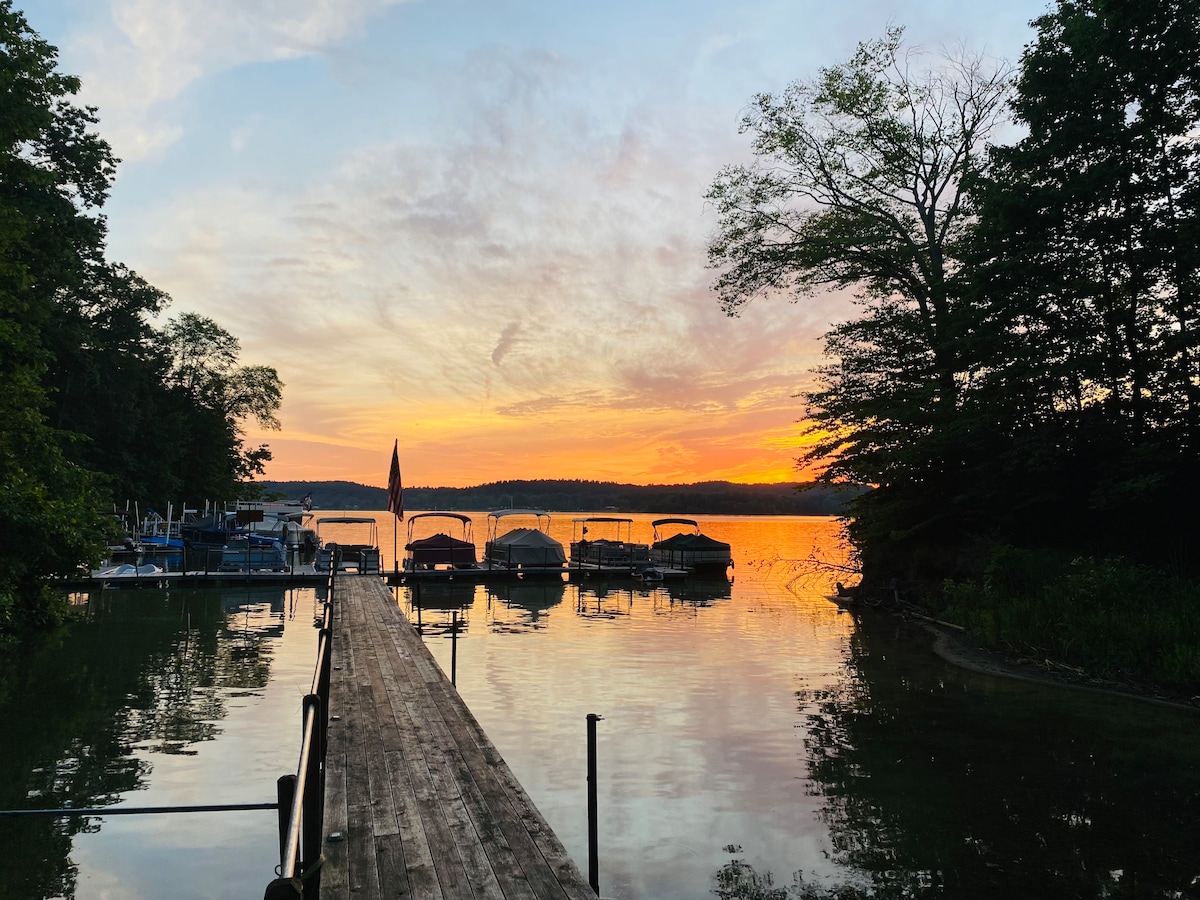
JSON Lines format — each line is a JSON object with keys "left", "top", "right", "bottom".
{"left": 0, "top": 4, "right": 284, "bottom": 632}
{"left": 710, "top": 5, "right": 1200, "bottom": 609}
{"left": 0, "top": 0, "right": 113, "bottom": 628}
{"left": 706, "top": 28, "right": 1014, "bottom": 584}
{"left": 966, "top": 0, "right": 1200, "bottom": 562}
{"left": 938, "top": 550, "right": 1200, "bottom": 690}
{"left": 156, "top": 312, "right": 283, "bottom": 501}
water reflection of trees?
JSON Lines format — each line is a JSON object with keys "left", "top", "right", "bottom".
{"left": 0, "top": 587, "right": 290, "bottom": 899}
{"left": 791, "top": 617, "right": 1200, "bottom": 899}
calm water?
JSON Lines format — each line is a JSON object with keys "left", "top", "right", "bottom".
{"left": 2, "top": 513, "right": 1198, "bottom": 899}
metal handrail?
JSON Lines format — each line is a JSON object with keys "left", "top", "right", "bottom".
{"left": 265, "top": 545, "right": 339, "bottom": 900}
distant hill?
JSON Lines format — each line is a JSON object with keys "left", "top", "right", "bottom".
{"left": 259, "top": 479, "right": 866, "bottom": 516}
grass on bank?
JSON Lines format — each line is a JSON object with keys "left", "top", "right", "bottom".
{"left": 928, "top": 548, "right": 1200, "bottom": 694}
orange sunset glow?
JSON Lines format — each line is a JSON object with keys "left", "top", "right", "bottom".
{"left": 34, "top": 1, "right": 1039, "bottom": 491}
{"left": 247, "top": 312, "right": 839, "bottom": 488}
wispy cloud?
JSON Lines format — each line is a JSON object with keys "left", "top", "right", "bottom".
{"left": 64, "top": 0, "right": 409, "bottom": 161}
{"left": 34, "top": 0, "right": 1046, "bottom": 486}
{"left": 119, "top": 40, "right": 842, "bottom": 484}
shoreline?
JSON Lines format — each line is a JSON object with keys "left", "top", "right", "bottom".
{"left": 829, "top": 589, "right": 1200, "bottom": 712}
{"left": 918, "top": 616, "right": 1200, "bottom": 713}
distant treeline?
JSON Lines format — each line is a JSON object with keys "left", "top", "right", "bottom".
{"left": 261, "top": 479, "right": 866, "bottom": 516}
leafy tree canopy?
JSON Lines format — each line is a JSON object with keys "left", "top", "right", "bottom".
{"left": 0, "top": 0, "right": 114, "bottom": 628}
{"left": 711, "top": 3, "right": 1200, "bottom": 586}
{"left": 0, "top": 2, "right": 285, "bottom": 631}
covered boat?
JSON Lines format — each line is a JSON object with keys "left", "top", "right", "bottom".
{"left": 404, "top": 513, "right": 478, "bottom": 571}
{"left": 649, "top": 518, "right": 732, "bottom": 572}
{"left": 484, "top": 510, "right": 566, "bottom": 571}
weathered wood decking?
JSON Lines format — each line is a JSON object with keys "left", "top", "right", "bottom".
{"left": 321, "top": 576, "right": 595, "bottom": 900}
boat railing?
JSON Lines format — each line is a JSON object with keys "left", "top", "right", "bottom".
{"left": 264, "top": 545, "right": 340, "bottom": 900}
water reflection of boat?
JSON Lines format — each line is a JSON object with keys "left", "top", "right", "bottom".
{"left": 569, "top": 517, "right": 650, "bottom": 570}
{"left": 649, "top": 518, "right": 732, "bottom": 573}
{"left": 484, "top": 510, "right": 566, "bottom": 571}
{"left": 314, "top": 517, "right": 381, "bottom": 573}
{"left": 663, "top": 575, "right": 734, "bottom": 605}
{"left": 573, "top": 582, "right": 634, "bottom": 618}
{"left": 410, "top": 581, "right": 477, "bottom": 610}
{"left": 404, "top": 512, "right": 479, "bottom": 571}
{"left": 217, "top": 587, "right": 289, "bottom": 616}
{"left": 488, "top": 579, "right": 567, "bottom": 612}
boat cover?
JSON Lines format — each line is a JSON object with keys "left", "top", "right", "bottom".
{"left": 407, "top": 532, "right": 477, "bottom": 566}
{"left": 653, "top": 532, "right": 730, "bottom": 551}
{"left": 488, "top": 528, "right": 566, "bottom": 566}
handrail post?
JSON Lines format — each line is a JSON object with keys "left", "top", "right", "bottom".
{"left": 315, "top": 627, "right": 332, "bottom": 759}
{"left": 276, "top": 775, "right": 296, "bottom": 868}
{"left": 263, "top": 878, "right": 302, "bottom": 900}
{"left": 300, "top": 693, "right": 324, "bottom": 880}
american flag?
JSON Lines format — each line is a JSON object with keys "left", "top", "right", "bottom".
{"left": 386, "top": 440, "right": 404, "bottom": 520}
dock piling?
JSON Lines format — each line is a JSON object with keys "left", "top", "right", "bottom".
{"left": 276, "top": 775, "right": 296, "bottom": 866}
{"left": 451, "top": 609, "right": 458, "bottom": 686}
{"left": 587, "top": 712, "right": 603, "bottom": 896}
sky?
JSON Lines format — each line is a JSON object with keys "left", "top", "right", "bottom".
{"left": 30, "top": 0, "right": 1050, "bottom": 488}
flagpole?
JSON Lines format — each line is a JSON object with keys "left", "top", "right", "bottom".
{"left": 388, "top": 439, "right": 403, "bottom": 576}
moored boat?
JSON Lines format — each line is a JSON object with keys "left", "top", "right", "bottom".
{"left": 484, "top": 509, "right": 566, "bottom": 571}
{"left": 569, "top": 517, "right": 650, "bottom": 570}
{"left": 219, "top": 536, "right": 290, "bottom": 572}
{"left": 137, "top": 505, "right": 185, "bottom": 550}
{"left": 403, "top": 512, "right": 479, "bottom": 572}
{"left": 314, "top": 517, "right": 381, "bottom": 573}
{"left": 649, "top": 518, "right": 732, "bottom": 573}
{"left": 182, "top": 502, "right": 317, "bottom": 552}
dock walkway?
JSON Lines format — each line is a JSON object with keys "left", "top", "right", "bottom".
{"left": 322, "top": 576, "right": 595, "bottom": 900}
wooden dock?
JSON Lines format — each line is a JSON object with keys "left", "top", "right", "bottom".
{"left": 321, "top": 576, "right": 596, "bottom": 900}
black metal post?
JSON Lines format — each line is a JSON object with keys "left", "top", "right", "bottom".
{"left": 451, "top": 610, "right": 458, "bottom": 687}
{"left": 276, "top": 775, "right": 296, "bottom": 868}
{"left": 316, "top": 627, "right": 332, "bottom": 751}
{"left": 300, "top": 693, "right": 324, "bottom": 876}
{"left": 263, "top": 877, "right": 302, "bottom": 900}
{"left": 587, "top": 712, "right": 603, "bottom": 896}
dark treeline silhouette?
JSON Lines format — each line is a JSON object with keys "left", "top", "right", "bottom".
{"left": 1, "top": 4, "right": 281, "bottom": 631}
{"left": 706, "top": 3, "right": 1200, "bottom": 688}
{"left": 708, "top": 3, "right": 1200, "bottom": 591}
{"left": 262, "top": 479, "right": 865, "bottom": 516}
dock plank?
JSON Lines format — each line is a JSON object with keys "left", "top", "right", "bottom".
{"left": 321, "top": 576, "right": 592, "bottom": 900}
{"left": 363, "top": 599, "right": 515, "bottom": 900}
{"left": 340, "top": 604, "right": 383, "bottom": 900}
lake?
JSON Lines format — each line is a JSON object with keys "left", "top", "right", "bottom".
{"left": 2, "top": 512, "right": 1197, "bottom": 899}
